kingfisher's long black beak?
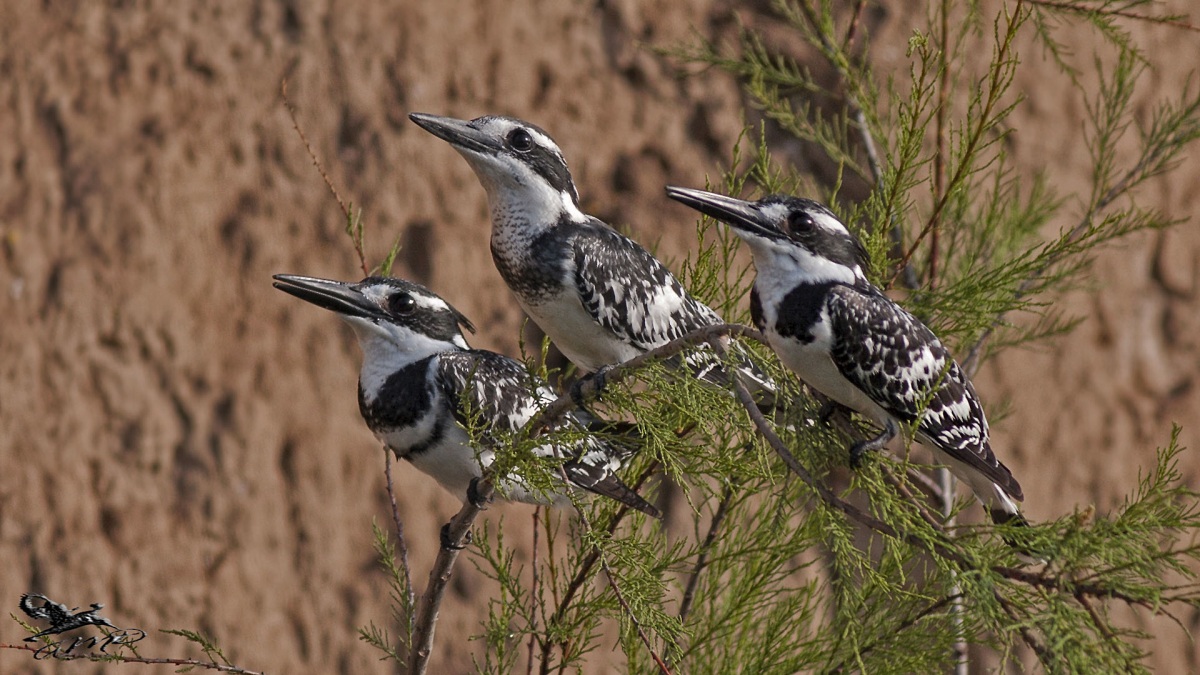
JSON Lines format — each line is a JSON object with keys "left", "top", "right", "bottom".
{"left": 409, "top": 113, "right": 500, "bottom": 155}
{"left": 665, "top": 186, "right": 777, "bottom": 241}
{"left": 272, "top": 274, "right": 382, "bottom": 320}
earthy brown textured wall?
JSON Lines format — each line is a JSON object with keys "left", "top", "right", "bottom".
{"left": 0, "top": 1, "right": 1196, "bottom": 673}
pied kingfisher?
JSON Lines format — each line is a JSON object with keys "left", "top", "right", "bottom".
{"left": 273, "top": 274, "right": 658, "bottom": 518}
{"left": 665, "top": 187, "right": 1024, "bottom": 524}
{"left": 408, "top": 113, "right": 773, "bottom": 399}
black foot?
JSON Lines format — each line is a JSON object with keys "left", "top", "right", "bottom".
{"left": 817, "top": 399, "right": 842, "bottom": 426}
{"left": 570, "top": 364, "right": 614, "bottom": 407}
{"left": 440, "top": 523, "right": 472, "bottom": 550}
{"left": 467, "top": 476, "right": 493, "bottom": 509}
{"left": 849, "top": 419, "right": 898, "bottom": 469}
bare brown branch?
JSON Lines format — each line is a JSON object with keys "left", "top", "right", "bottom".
{"left": 408, "top": 479, "right": 495, "bottom": 675}
{"left": 280, "top": 78, "right": 370, "bottom": 277}
{"left": 382, "top": 445, "right": 415, "bottom": 645}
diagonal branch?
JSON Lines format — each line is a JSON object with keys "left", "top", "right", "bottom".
{"left": 992, "top": 590, "right": 1053, "bottom": 664}
{"left": 531, "top": 323, "right": 766, "bottom": 432}
{"left": 792, "top": 1, "right": 884, "bottom": 187}
{"left": 677, "top": 483, "right": 736, "bottom": 627}
{"left": 702, "top": 330, "right": 1184, "bottom": 616}
{"left": 893, "top": 0, "right": 1027, "bottom": 282}
{"left": 543, "top": 463, "right": 672, "bottom": 675}
{"left": 408, "top": 479, "right": 496, "bottom": 675}
{"left": 1027, "top": 0, "right": 1200, "bottom": 33}
{"left": 538, "top": 464, "right": 659, "bottom": 675}
{"left": 415, "top": 327, "right": 750, "bottom": 674}
{"left": 280, "top": 79, "right": 370, "bottom": 277}
{"left": 382, "top": 447, "right": 415, "bottom": 644}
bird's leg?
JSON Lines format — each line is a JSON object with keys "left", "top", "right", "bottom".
{"left": 849, "top": 418, "right": 898, "bottom": 469}
{"left": 570, "top": 364, "right": 614, "bottom": 407}
{"left": 467, "top": 476, "right": 493, "bottom": 509}
{"left": 440, "top": 523, "right": 472, "bottom": 550}
{"left": 817, "top": 398, "right": 847, "bottom": 426}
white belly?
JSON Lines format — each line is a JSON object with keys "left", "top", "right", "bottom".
{"left": 388, "top": 424, "right": 571, "bottom": 507}
{"left": 768, "top": 329, "right": 891, "bottom": 426}
{"left": 389, "top": 423, "right": 483, "bottom": 501}
{"left": 520, "top": 291, "right": 640, "bottom": 373}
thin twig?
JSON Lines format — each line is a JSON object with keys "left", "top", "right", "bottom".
{"left": 1027, "top": 0, "right": 1200, "bottom": 33}
{"left": 941, "top": 466, "right": 968, "bottom": 675}
{"left": 994, "top": 591, "right": 1053, "bottom": 664}
{"left": 526, "top": 507, "right": 541, "bottom": 675}
{"left": 893, "top": 0, "right": 1027, "bottom": 282}
{"left": 539, "top": 464, "right": 659, "bottom": 675}
{"left": 905, "top": 463, "right": 947, "bottom": 500}
{"left": 961, "top": 123, "right": 1188, "bottom": 374}
{"left": 280, "top": 78, "right": 370, "bottom": 277}
{"left": 1075, "top": 591, "right": 1133, "bottom": 665}
{"left": 678, "top": 483, "right": 735, "bottom": 627}
{"left": 825, "top": 594, "right": 962, "bottom": 673}
{"left": 879, "top": 465, "right": 948, "bottom": 532}
{"left": 668, "top": 483, "right": 735, "bottom": 665}
{"left": 791, "top": 2, "right": 923, "bottom": 290}
{"left": 382, "top": 446, "right": 415, "bottom": 644}
{"left": 842, "top": 0, "right": 869, "bottom": 50}
{"left": 569, "top": 497, "right": 673, "bottom": 675}
{"left": 929, "top": 0, "right": 951, "bottom": 290}
{"left": 598, "top": 555, "right": 673, "bottom": 675}
{"left": 793, "top": 2, "right": 884, "bottom": 187}
{"left": 0, "top": 642, "right": 263, "bottom": 674}
{"left": 708, "top": 336, "right": 922, "bottom": 547}
{"left": 996, "top": 565, "right": 1157, "bottom": 611}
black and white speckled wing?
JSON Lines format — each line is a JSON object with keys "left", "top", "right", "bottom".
{"left": 435, "top": 350, "right": 659, "bottom": 516}
{"left": 570, "top": 219, "right": 722, "bottom": 351}
{"left": 825, "top": 285, "right": 1023, "bottom": 499}
{"left": 436, "top": 350, "right": 546, "bottom": 434}
{"left": 554, "top": 431, "right": 658, "bottom": 517}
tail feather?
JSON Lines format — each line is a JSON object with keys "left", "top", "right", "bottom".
{"left": 568, "top": 468, "right": 661, "bottom": 518}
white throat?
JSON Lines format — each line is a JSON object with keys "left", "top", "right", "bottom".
{"left": 458, "top": 149, "right": 585, "bottom": 237}
{"left": 746, "top": 236, "right": 862, "bottom": 288}
{"left": 344, "top": 317, "right": 462, "bottom": 401}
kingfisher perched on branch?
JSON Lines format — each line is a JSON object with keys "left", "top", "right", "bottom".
{"left": 665, "top": 187, "right": 1024, "bottom": 525}
{"left": 409, "top": 113, "right": 774, "bottom": 401}
{"left": 273, "top": 274, "right": 659, "bottom": 518}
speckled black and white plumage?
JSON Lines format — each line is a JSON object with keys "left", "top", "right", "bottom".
{"left": 572, "top": 219, "right": 723, "bottom": 349}
{"left": 409, "top": 112, "right": 774, "bottom": 394}
{"left": 666, "top": 186, "right": 1024, "bottom": 522}
{"left": 272, "top": 273, "right": 657, "bottom": 517}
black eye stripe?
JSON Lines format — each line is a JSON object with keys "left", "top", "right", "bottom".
{"left": 489, "top": 119, "right": 581, "bottom": 205}
{"left": 788, "top": 219, "right": 869, "bottom": 271}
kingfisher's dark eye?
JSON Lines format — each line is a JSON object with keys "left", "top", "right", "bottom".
{"left": 389, "top": 293, "right": 416, "bottom": 315}
{"left": 787, "top": 211, "right": 815, "bottom": 235}
{"left": 507, "top": 128, "right": 534, "bottom": 152}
